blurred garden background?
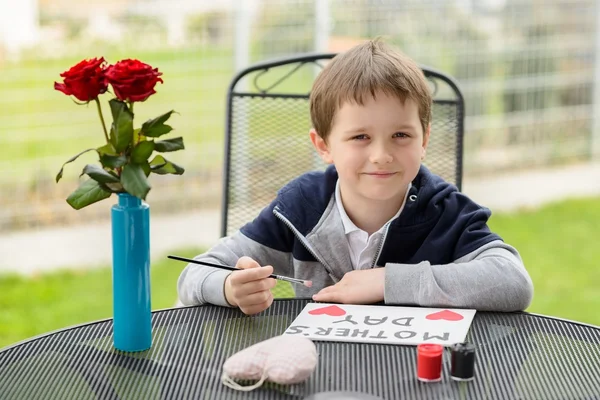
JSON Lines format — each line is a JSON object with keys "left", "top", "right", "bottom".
{"left": 1, "top": 0, "right": 599, "bottom": 348}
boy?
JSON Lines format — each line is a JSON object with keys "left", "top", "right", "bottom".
{"left": 178, "top": 39, "right": 534, "bottom": 315}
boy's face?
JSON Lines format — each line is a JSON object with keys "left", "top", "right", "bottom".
{"left": 310, "top": 92, "right": 430, "bottom": 211}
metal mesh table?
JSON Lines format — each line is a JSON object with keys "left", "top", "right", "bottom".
{"left": 1, "top": 299, "right": 599, "bottom": 399}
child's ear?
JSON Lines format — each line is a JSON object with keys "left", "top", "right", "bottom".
{"left": 309, "top": 129, "right": 333, "bottom": 164}
{"left": 421, "top": 123, "right": 431, "bottom": 160}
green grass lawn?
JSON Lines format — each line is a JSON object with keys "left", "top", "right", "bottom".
{"left": 1, "top": 196, "right": 599, "bottom": 349}
{"left": 487, "top": 196, "right": 600, "bottom": 326}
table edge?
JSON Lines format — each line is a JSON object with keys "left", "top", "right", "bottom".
{"left": 1, "top": 300, "right": 598, "bottom": 354}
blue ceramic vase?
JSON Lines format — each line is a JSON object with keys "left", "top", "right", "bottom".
{"left": 111, "top": 193, "right": 152, "bottom": 352}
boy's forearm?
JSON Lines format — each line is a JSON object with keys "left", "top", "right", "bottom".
{"left": 383, "top": 240, "right": 534, "bottom": 312}
{"left": 176, "top": 233, "right": 292, "bottom": 307}
{"left": 177, "top": 236, "right": 243, "bottom": 307}
{"left": 178, "top": 265, "right": 233, "bottom": 307}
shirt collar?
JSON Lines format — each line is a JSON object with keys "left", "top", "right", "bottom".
{"left": 335, "top": 180, "right": 411, "bottom": 235}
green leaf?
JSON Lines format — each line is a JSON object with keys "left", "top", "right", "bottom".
{"left": 121, "top": 164, "right": 151, "bottom": 200}
{"left": 97, "top": 143, "right": 117, "bottom": 156}
{"left": 141, "top": 110, "right": 175, "bottom": 138}
{"left": 140, "top": 161, "right": 151, "bottom": 177}
{"left": 154, "top": 137, "right": 184, "bottom": 152}
{"left": 80, "top": 164, "right": 120, "bottom": 184}
{"left": 109, "top": 99, "right": 133, "bottom": 152}
{"left": 131, "top": 141, "right": 155, "bottom": 164}
{"left": 66, "top": 179, "right": 112, "bottom": 210}
{"left": 150, "top": 155, "right": 185, "bottom": 175}
{"left": 55, "top": 148, "right": 97, "bottom": 183}
{"left": 101, "top": 182, "right": 124, "bottom": 193}
{"left": 149, "top": 155, "right": 168, "bottom": 169}
{"left": 143, "top": 124, "right": 172, "bottom": 138}
{"left": 100, "top": 154, "right": 127, "bottom": 169}
{"left": 142, "top": 110, "right": 174, "bottom": 129}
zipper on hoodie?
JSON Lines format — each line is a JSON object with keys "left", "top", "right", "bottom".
{"left": 371, "top": 221, "right": 392, "bottom": 268}
{"left": 273, "top": 206, "right": 337, "bottom": 280}
{"left": 370, "top": 187, "right": 418, "bottom": 267}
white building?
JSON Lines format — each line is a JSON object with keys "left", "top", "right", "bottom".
{"left": 0, "top": 0, "right": 39, "bottom": 59}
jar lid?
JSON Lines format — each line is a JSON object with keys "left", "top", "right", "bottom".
{"left": 417, "top": 343, "right": 443, "bottom": 356}
{"left": 451, "top": 342, "right": 476, "bottom": 354}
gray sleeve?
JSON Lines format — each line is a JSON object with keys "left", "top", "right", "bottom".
{"left": 383, "top": 240, "right": 534, "bottom": 311}
{"left": 177, "top": 232, "right": 292, "bottom": 307}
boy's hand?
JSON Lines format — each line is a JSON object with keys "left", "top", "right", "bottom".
{"left": 312, "top": 268, "right": 385, "bottom": 304}
{"left": 224, "top": 256, "right": 277, "bottom": 315}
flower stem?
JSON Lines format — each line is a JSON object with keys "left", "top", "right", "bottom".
{"left": 128, "top": 102, "right": 137, "bottom": 144}
{"left": 95, "top": 98, "right": 110, "bottom": 144}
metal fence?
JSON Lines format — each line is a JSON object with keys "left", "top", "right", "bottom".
{"left": 0, "top": 0, "right": 598, "bottom": 232}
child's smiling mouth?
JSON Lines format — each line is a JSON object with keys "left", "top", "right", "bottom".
{"left": 363, "top": 171, "right": 397, "bottom": 178}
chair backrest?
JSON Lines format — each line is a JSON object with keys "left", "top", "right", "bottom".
{"left": 222, "top": 53, "right": 465, "bottom": 237}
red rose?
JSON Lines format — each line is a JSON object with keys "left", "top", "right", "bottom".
{"left": 105, "top": 59, "right": 163, "bottom": 103}
{"left": 54, "top": 57, "right": 108, "bottom": 102}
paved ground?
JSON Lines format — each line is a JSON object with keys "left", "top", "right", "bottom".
{"left": 1, "top": 162, "right": 599, "bottom": 275}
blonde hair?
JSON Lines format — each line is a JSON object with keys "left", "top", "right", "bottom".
{"left": 309, "top": 39, "right": 432, "bottom": 140}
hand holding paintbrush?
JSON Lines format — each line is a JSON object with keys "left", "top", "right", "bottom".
{"left": 169, "top": 255, "right": 313, "bottom": 315}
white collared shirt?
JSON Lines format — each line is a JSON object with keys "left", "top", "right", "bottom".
{"left": 335, "top": 181, "right": 411, "bottom": 270}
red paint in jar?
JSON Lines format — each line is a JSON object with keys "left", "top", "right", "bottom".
{"left": 417, "top": 343, "right": 443, "bottom": 382}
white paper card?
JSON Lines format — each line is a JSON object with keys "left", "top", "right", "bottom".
{"left": 283, "top": 303, "right": 476, "bottom": 346}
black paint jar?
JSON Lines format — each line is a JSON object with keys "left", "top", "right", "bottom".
{"left": 450, "top": 342, "right": 476, "bottom": 381}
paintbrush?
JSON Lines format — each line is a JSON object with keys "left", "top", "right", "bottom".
{"left": 168, "top": 255, "right": 313, "bottom": 287}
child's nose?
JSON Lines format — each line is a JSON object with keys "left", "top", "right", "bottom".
{"left": 369, "top": 144, "right": 393, "bottom": 164}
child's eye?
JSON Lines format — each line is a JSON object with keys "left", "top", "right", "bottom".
{"left": 352, "top": 134, "right": 368, "bottom": 140}
{"left": 393, "top": 132, "right": 409, "bottom": 138}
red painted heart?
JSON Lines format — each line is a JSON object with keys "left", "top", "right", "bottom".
{"left": 309, "top": 305, "right": 346, "bottom": 317}
{"left": 425, "top": 310, "right": 464, "bottom": 321}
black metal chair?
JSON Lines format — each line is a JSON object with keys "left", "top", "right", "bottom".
{"left": 221, "top": 53, "right": 465, "bottom": 239}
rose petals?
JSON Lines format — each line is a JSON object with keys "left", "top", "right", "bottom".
{"left": 105, "top": 59, "right": 163, "bottom": 103}
{"left": 53, "top": 57, "right": 108, "bottom": 102}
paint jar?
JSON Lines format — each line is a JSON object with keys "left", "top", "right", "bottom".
{"left": 450, "top": 342, "right": 476, "bottom": 381}
{"left": 417, "top": 343, "right": 443, "bottom": 382}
